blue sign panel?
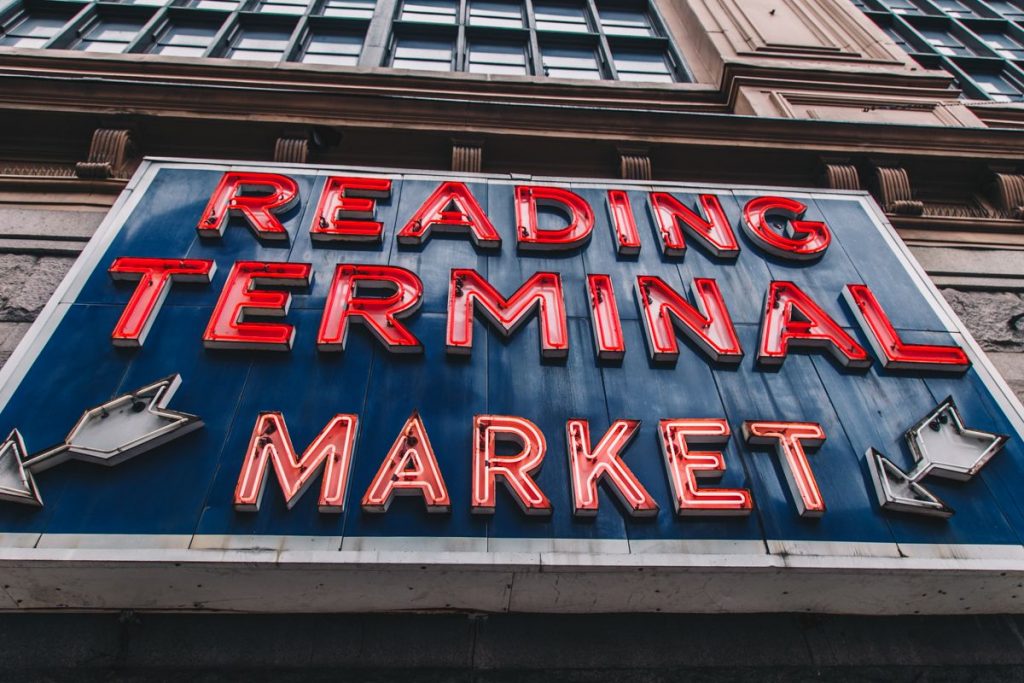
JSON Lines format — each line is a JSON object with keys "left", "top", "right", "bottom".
{"left": 0, "top": 158, "right": 1022, "bottom": 567}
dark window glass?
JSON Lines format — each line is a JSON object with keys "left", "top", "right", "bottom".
{"left": 882, "top": 25, "right": 911, "bottom": 50}
{"left": 919, "top": 27, "right": 974, "bottom": 55}
{"left": 257, "top": 0, "right": 310, "bottom": 14}
{"left": 933, "top": 0, "right": 974, "bottom": 17}
{"left": 467, "top": 40, "right": 526, "bottom": 74}
{"left": 978, "top": 31, "right": 1024, "bottom": 59}
{"left": 399, "top": 0, "right": 456, "bottom": 24}
{"left": 74, "top": 16, "right": 148, "bottom": 52}
{"left": 150, "top": 20, "right": 221, "bottom": 55}
{"left": 612, "top": 47, "right": 672, "bottom": 82}
{"left": 596, "top": 6, "right": 652, "bottom": 36}
{"left": 972, "top": 70, "right": 1024, "bottom": 100}
{"left": 534, "top": 3, "right": 589, "bottom": 32}
{"left": 468, "top": 0, "right": 522, "bottom": 28}
{"left": 881, "top": 0, "right": 920, "bottom": 14}
{"left": 301, "top": 30, "right": 361, "bottom": 63}
{"left": 0, "top": 12, "right": 72, "bottom": 48}
{"left": 321, "top": 0, "right": 375, "bottom": 19}
{"left": 189, "top": 0, "right": 243, "bottom": 11}
{"left": 989, "top": 1, "right": 1024, "bottom": 19}
{"left": 227, "top": 26, "right": 291, "bottom": 60}
{"left": 541, "top": 44, "right": 602, "bottom": 78}
{"left": 392, "top": 36, "right": 452, "bottom": 69}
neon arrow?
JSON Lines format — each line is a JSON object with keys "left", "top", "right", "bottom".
{"left": 0, "top": 375, "right": 202, "bottom": 507}
{"left": 867, "top": 396, "right": 1008, "bottom": 518}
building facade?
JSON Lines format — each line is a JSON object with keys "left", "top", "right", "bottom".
{"left": 3, "top": 0, "right": 1024, "bottom": 679}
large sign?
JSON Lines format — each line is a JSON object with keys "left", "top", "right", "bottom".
{"left": 0, "top": 159, "right": 1022, "bottom": 614}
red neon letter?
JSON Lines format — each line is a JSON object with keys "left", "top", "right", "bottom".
{"left": 658, "top": 418, "right": 752, "bottom": 516}
{"left": 635, "top": 276, "right": 742, "bottom": 364}
{"left": 447, "top": 269, "right": 568, "bottom": 359}
{"left": 566, "top": 419, "right": 657, "bottom": 517}
{"left": 587, "top": 274, "right": 625, "bottom": 360}
{"left": 362, "top": 411, "right": 450, "bottom": 513}
{"left": 758, "top": 281, "right": 870, "bottom": 369}
{"left": 197, "top": 171, "right": 299, "bottom": 241}
{"left": 648, "top": 192, "right": 738, "bottom": 258}
{"left": 607, "top": 190, "right": 641, "bottom": 255}
{"left": 743, "top": 196, "right": 830, "bottom": 261}
{"left": 234, "top": 412, "right": 358, "bottom": 513}
{"left": 844, "top": 284, "right": 970, "bottom": 372}
{"left": 397, "top": 181, "right": 500, "bottom": 249}
{"left": 203, "top": 261, "right": 311, "bottom": 351}
{"left": 472, "top": 415, "right": 551, "bottom": 515}
{"left": 318, "top": 264, "right": 423, "bottom": 353}
{"left": 515, "top": 185, "right": 594, "bottom": 250}
{"left": 311, "top": 176, "right": 392, "bottom": 243}
{"left": 108, "top": 257, "right": 215, "bottom": 347}
{"left": 743, "top": 421, "right": 826, "bottom": 517}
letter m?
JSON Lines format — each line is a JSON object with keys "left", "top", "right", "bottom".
{"left": 234, "top": 412, "right": 359, "bottom": 513}
{"left": 446, "top": 268, "right": 568, "bottom": 359}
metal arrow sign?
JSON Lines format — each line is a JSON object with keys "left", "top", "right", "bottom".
{"left": 867, "top": 396, "right": 1008, "bottom": 518}
{"left": 0, "top": 374, "right": 202, "bottom": 507}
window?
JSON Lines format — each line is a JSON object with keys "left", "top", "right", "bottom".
{"left": 933, "top": 0, "right": 975, "bottom": 17}
{"left": 882, "top": 0, "right": 921, "bottom": 14}
{"left": 919, "top": 27, "right": 974, "bottom": 56}
{"left": 73, "top": 16, "right": 148, "bottom": 52}
{"left": 597, "top": 6, "right": 653, "bottom": 37}
{"left": 979, "top": 30, "right": 1024, "bottom": 59}
{"left": 612, "top": 47, "right": 672, "bottom": 81}
{"left": 300, "top": 29, "right": 361, "bottom": 63}
{"left": 189, "top": 0, "right": 243, "bottom": 11}
{"left": 0, "top": 11, "right": 73, "bottom": 48}
{"left": 467, "top": 40, "right": 527, "bottom": 74}
{"left": 399, "top": 0, "right": 456, "bottom": 24}
{"left": 226, "top": 25, "right": 292, "bottom": 60}
{"left": 468, "top": 0, "right": 522, "bottom": 28}
{"left": 541, "top": 43, "right": 602, "bottom": 78}
{"left": 534, "top": 2, "right": 589, "bottom": 32}
{"left": 882, "top": 25, "right": 912, "bottom": 51}
{"left": 256, "top": 0, "right": 310, "bottom": 14}
{"left": 320, "top": 0, "right": 375, "bottom": 19}
{"left": 392, "top": 36, "right": 452, "bottom": 69}
{"left": 988, "top": 1, "right": 1024, "bottom": 20}
{"left": 971, "top": 70, "right": 1024, "bottom": 100}
{"left": 149, "top": 20, "right": 221, "bottom": 56}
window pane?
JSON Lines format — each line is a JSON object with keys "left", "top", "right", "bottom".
{"left": 302, "top": 31, "right": 361, "bottom": 64}
{"left": 881, "top": 0, "right": 920, "bottom": 14}
{"left": 229, "top": 47, "right": 281, "bottom": 59}
{"left": 393, "top": 37, "right": 452, "bottom": 70}
{"left": 257, "top": 0, "right": 310, "bottom": 14}
{"left": 919, "top": 28, "right": 973, "bottom": 56}
{"left": 235, "top": 29, "right": 290, "bottom": 49}
{"left": 154, "top": 43, "right": 206, "bottom": 55}
{"left": 597, "top": 7, "right": 652, "bottom": 36}
{"left": 980, "top": 32, "right": 1024, "bottom": 60}
{"left": 399, "top": 0, "right": 456, "bottom": 23}
{"left": 0, "top": 13, "right": 71, "bottom": 47}
{"left": 990, "top": 1, "right": 1024, "bottom": 19}
{"left": 191, "top": 0, "right": 242, "bottom": 10}
{"left": 161, "top": 23, "right": 220, "bottom": 46}
{"left": 468, "top": 0, "right": 522, "bottom": 27}
{"left": 613, "top": 48, "right": 673, "bottom": 82}
{"left": 534, "top": 3, "right": 589, "bottom": 32}
{"left": 74, "top": 16, "right": 148, "bottom": 52}
{"left": 321, "top": 0, "right": 375, "bottom": 18}
{"left": 973, "top": 71, "right": 1024, "bottom": 100}
{"left": 933, "top": 0, "right": 974, "bottom": 17}
{"left": 541, "top": 44, "right": 601, "bottom": 78}
{"left": 469, "top": 41, "right": 526, "bottom": 74}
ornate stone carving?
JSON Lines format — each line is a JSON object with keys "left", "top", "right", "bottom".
{"left": 619, "top": 150, "right": 652, "bottom": 181}
{"left": 75, "top": 129, "right": 137, "bottom": 180}
{"left": 451, "top": 141, "right": 483, "bottom": 174}
{"left": 273, "top": 136, "right": 309, "bottom": 164}
{"left": 873, "top": 164, "right": 923, "bottom": 216}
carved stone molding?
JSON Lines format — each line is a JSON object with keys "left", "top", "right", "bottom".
{"left": 619, "top": 150, "right": 652, "bottom": 181}
{"left": 75, "top": 129, "right": 137, "bottom": 180}
{"left": 273, "top": 136, "right": 309, "bottom": 164}
{"left": 992, "top": 172, "right": 1024, "bottom": 219}
{"left": 822, "top": 160, "right": 860, "bottom": 191}
{"left": 873, "top": 164, "right": 923, "bottom": 216}
{"left": 451, "top": 141, "right": 483, "bottom": 174}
